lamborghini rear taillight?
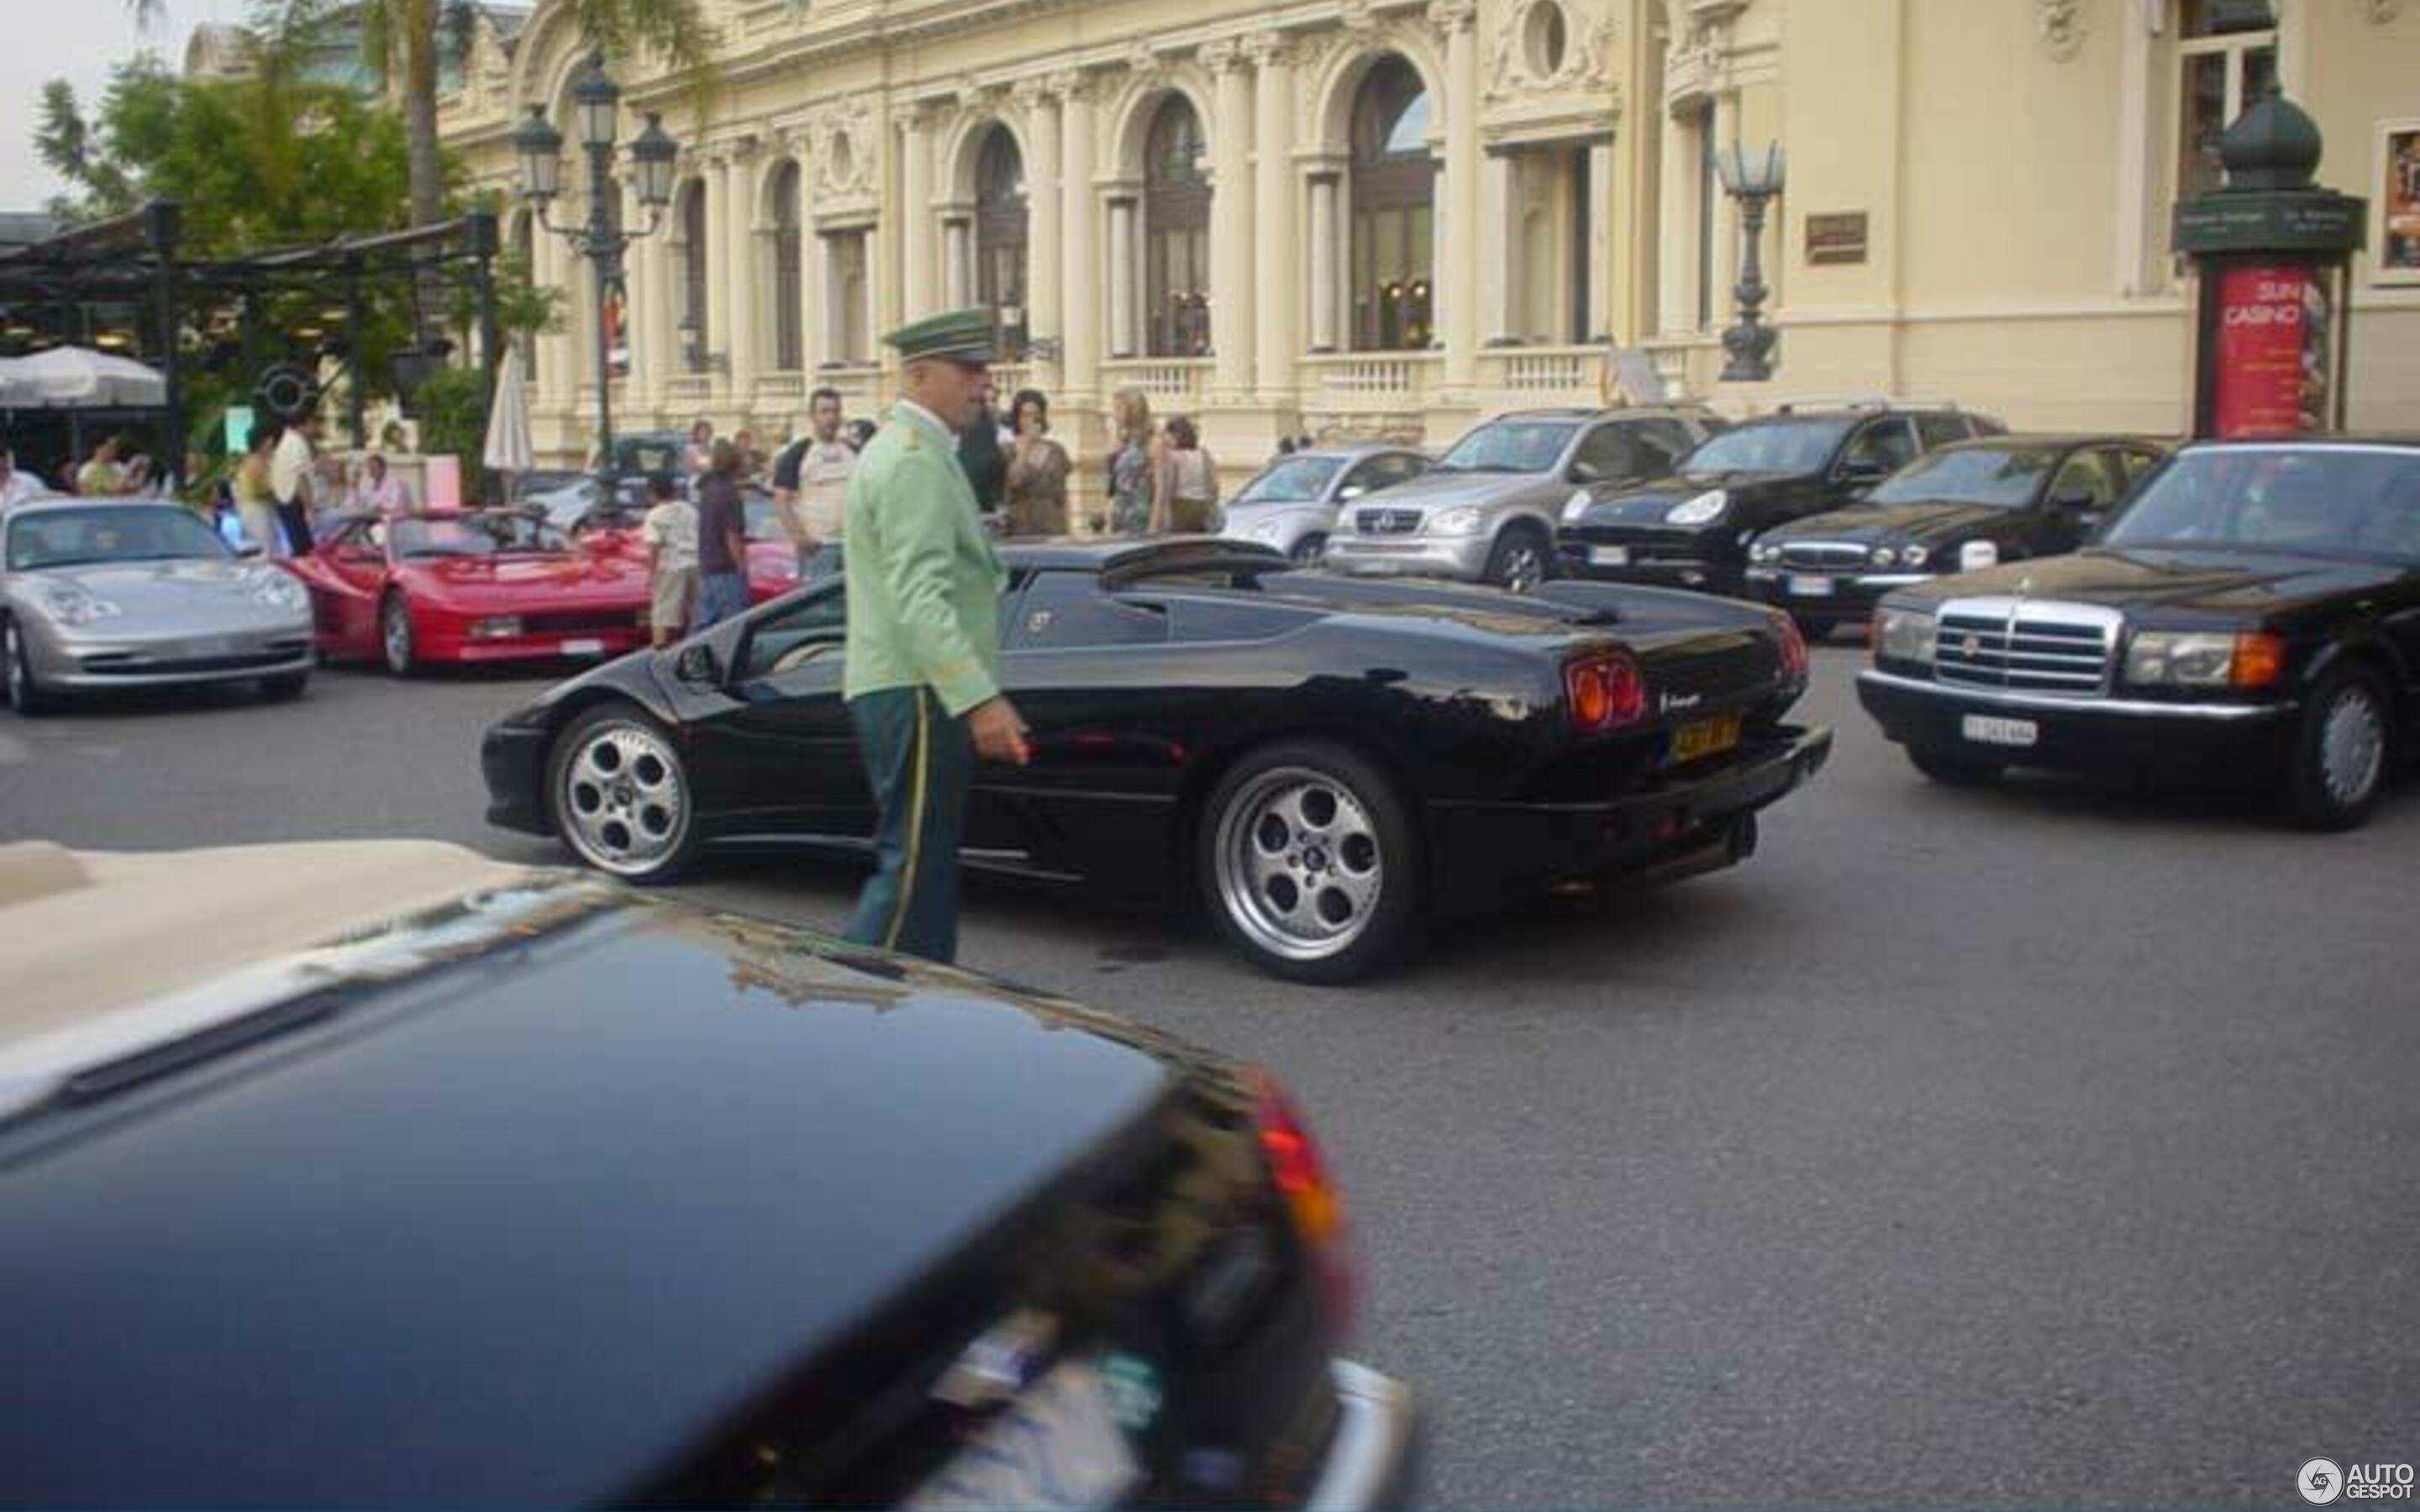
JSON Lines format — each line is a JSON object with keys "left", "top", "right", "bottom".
{"left": 1565, "top": 651, "right": 1646, "bottom": 735}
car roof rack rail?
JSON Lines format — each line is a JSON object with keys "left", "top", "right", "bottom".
{"left": 1772, "top": 396, "right": 1965, "bottom": 416}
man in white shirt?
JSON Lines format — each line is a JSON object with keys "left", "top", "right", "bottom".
{"left": 0, "top": 449, "right": 47, "bottom": 512}
{"left": 269, "top": 416, "right": 320, "bottom": 558}
{"left": 771, "top": 387, "right": 857, "bottom": 579}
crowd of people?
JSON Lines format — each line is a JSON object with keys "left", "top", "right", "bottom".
{"left": 632, "top": 379, "right": 1237, "bottom": 650}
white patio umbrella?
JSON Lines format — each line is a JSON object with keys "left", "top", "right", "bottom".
{"left": 0, "top": 346, "right": 167, "bottom": 408}
{"left": 481, "top": 345, "right": 534, "bottom": 486}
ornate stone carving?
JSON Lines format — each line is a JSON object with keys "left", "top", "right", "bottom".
{"left": 1427, "top": 0, "right": 1477, "bottom": 35}
{"left": 2369, "top": 0, "right": 2402, "bottom": 20}
{"left": 1491, "top": 0, "right": 1616, "bottom": 97}
{"left": 2038, "top": 0, "right": 2086, "bottom": 60}
{"left": 1243, "top": 31, "right": 1297, "bottom": 71}
{"left": 1200, "top": 38, "right": 1248, "bottom": 74}
{"left": 1337, "top": 0, "right": 1380, "bottom": 34}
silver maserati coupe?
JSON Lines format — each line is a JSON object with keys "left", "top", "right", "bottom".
{"left": 2, "top": 499, "right": 315, "bottom": 714}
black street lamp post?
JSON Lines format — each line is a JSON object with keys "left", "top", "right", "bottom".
{"left": 1717, "top": 141, "right": 1786, "bottom": 383}
{"left": 513, "top": 51, "right": 679, "bottom": 486}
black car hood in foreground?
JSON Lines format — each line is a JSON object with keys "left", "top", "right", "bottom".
{"left": 1765, "top": 501, "right": 2006, "bottom": 544}
{"left": 0, "top": 881, "right": 1176, "bottom": 1507}
{"left": 1882, "top": 545, "right": 2404, "bottom": 620}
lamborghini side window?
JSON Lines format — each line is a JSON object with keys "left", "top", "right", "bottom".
{"left": 739, "top": 583, "right": 847, "bottom": 680}
{"left": 1010, "top": 570, "right": 1171, "bottom": 650}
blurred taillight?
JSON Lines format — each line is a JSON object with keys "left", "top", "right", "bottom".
{"left": 1564, "top": 651, "right": 1646, "bottom": 735}
{"left": 1250, "top": 1070, "right": 1355, "bottom": 1335}
{"left": 1775, "top": 612, "right": 1810, "bottom": 683}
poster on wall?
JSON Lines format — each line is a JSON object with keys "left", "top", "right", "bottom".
{"left": 2383, "top": 124, "right": 2420, "bottom": 275}
{"left": 2211, "top": 263, "right": 2311, "bottom": 438}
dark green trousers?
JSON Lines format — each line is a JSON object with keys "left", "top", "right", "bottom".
{"left": 843, "top": 686, "right": 973, "bottom": 964}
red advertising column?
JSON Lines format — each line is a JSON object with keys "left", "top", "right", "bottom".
{"left": 2210, "top": 263, "right": 2312, "bottom": 438}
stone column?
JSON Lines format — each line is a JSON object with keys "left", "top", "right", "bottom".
{"left": 1107, "top": 195, "right": 1139, "bottom": 360}
{"left": 792, "top": 132, "right": 822, "bottom": 376}
{"left": 1436, "top": 0, "right": 1481, "bottom": 388}
{"left": 899, "top": 106, "right": 935, "bottom": 322}
{"left": 1020, "top": 82, "right": 1063, "bottom": 385}
{"left": 639, "top": 204, "right": 676, "bottom": 402}
{"left": 942, "top": 214, "right": 973, "bottom": 309}
{"left": 1249, "top": 34, "right": 1298, "bottom": 401}
{"left": 720, "top": 146, "right": 760, "bottom": 413}
{"left": 1587, "top": 138, "right": 1616, "bottom": 342}
{"left": 1657, "top": 108, "right": 1692, "bottom": 334}
{"left": 820, "top": 234, "right": 850, "bottom": 366}
{"left": 1056, "top": 75, "right": 1101, "bottom": 400}
{"left": 1204, "top": 40, "right": 1255, "bottom": 403}
{"left": 1307, "top": 170, "right": 1341, "bottom": 353}
{"left": 1484, "top": 148, "right": 1515, "bottom": 344}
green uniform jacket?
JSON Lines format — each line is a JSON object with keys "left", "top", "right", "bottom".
{"left": 842, "top": 402, "right": 1008, "bottom": 716}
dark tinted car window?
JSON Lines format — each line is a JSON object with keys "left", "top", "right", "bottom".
{"left": 2048, "top": 450, "right": 2123, "bottom": 508}
{"left": 1636, "top": 418, "right": 1701, "bottom": 465}
{"left": 1915, "top": 413, "right": 1970, "bottom": 450}
{"left": 1864, "top": 446, "right": 2058, "bottom": 508}
{"left": 739, "top": 583, "right": 847, "bottom": 679}
{"left": 1683, "top": 418, "right": 1854, "bottom": 476}
{"left": 2104, "top": 449, "right": 2420, "bottom": 559}
{"left": 1844, "top": 418, "right": 1920, "bottom": 474}
{"left": 1346, "top": 452, "right": 1426, "bottom": 494}
{"left": 1575, "top": 426, "right": 1645, "bottom": 482}
{"left": 1010, "top": 569, "right": 1171, "bottom": 649}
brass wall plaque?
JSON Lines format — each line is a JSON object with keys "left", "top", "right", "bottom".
{"left": 1805, "top": 212, "right": 1869, "bottom": 266}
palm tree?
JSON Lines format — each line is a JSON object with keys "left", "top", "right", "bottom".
{"left": 129, "top": 0, "right": 714, "bottom": 234}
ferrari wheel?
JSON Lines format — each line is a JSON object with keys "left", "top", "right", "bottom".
{"left": 549, "top": 704, "right": 699, "bottom": 882}
{"left": 3, "top": 617, "right": 54, "bottom": 717}
{"left": 380, "top": 593, "right": 418, "bottom": 677}
{"left": 1199, "top": 739, "right": 1418, "bottom": 984}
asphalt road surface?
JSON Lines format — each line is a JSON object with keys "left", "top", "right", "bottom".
{"left": 5, "top": 646, "right": 2416, "bottom": 1508}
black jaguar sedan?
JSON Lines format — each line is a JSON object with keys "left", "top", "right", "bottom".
{"left": 1859, "top": 437, "right": 2420, "bottom": 829}
{"left": 1746, "top": 434, "right": 2170, "bottom": 636}
{"left": 0, "top": 839, "right": 1413, "bottom": 1508}
{"left": 482, "top": 538, "right": 1832, "bottom": 983}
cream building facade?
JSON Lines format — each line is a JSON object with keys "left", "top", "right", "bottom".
{"left": 434, "top": 0, "right": 2419, "bottom": 488}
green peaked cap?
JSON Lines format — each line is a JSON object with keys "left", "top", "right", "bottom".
{"left": 883, "top": 307, "right": 996, "bottom": 364}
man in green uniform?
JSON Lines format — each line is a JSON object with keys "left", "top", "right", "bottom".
{"left": 841, "top": 309, "right": 1032, "bottom": 963}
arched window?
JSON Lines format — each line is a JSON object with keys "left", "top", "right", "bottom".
{"left": 771, "top": 161, "right": 803, "bottom": 372}
{"left": 1144, "top": 97, "right": 1211, "bottom": 359}
{"left": 975, "top": 128, "right": 1028, "bottom": 355}
{"left": 1349, "top": 55, "right": 1436, "bottom": 352}
{"left": 679, "top": 180, "right": 709, "bottom": 373}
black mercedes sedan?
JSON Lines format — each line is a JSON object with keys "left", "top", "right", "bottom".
{"left": 482, "top": 538, "right": 1832, "bottom": 983}
{"left": 0, "top": 838, "right": 1413, "bottom": 1508}
{"left": 1746, "top": 435, "right": 2170, "bottom": 636}
{"left": 1859, "top": 437, "right": 2420, "bottom": 829}
{"left": 1557, "top": 402, "right": 2005, "bottom": 596}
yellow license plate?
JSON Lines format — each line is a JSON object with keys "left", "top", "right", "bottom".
{"left": 1670, "top": 711, "right": 1744, "bottom": 765}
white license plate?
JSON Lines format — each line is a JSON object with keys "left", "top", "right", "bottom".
{"left": 1589, "top": 544, "right": 1630, "bottom": 567}
{"left": 903, "top": 1362, "right": 1141, "bottom": 1512}
{"left": 1787, "top": 575, "right": 1834, "bottom": 597}
{"left": 1961, "top": 714, "right": 2039, "bottom": 748}
{"left": 560, "top": 638, "right": 606, "bottom": 656}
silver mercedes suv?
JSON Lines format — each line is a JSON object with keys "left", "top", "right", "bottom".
{"left": 1323, "top": 407, "right": 1723, "bottom": 592}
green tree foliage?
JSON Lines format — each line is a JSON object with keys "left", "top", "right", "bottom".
{"left": 37, "top": 59, "right": 412, "bottom": 256}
